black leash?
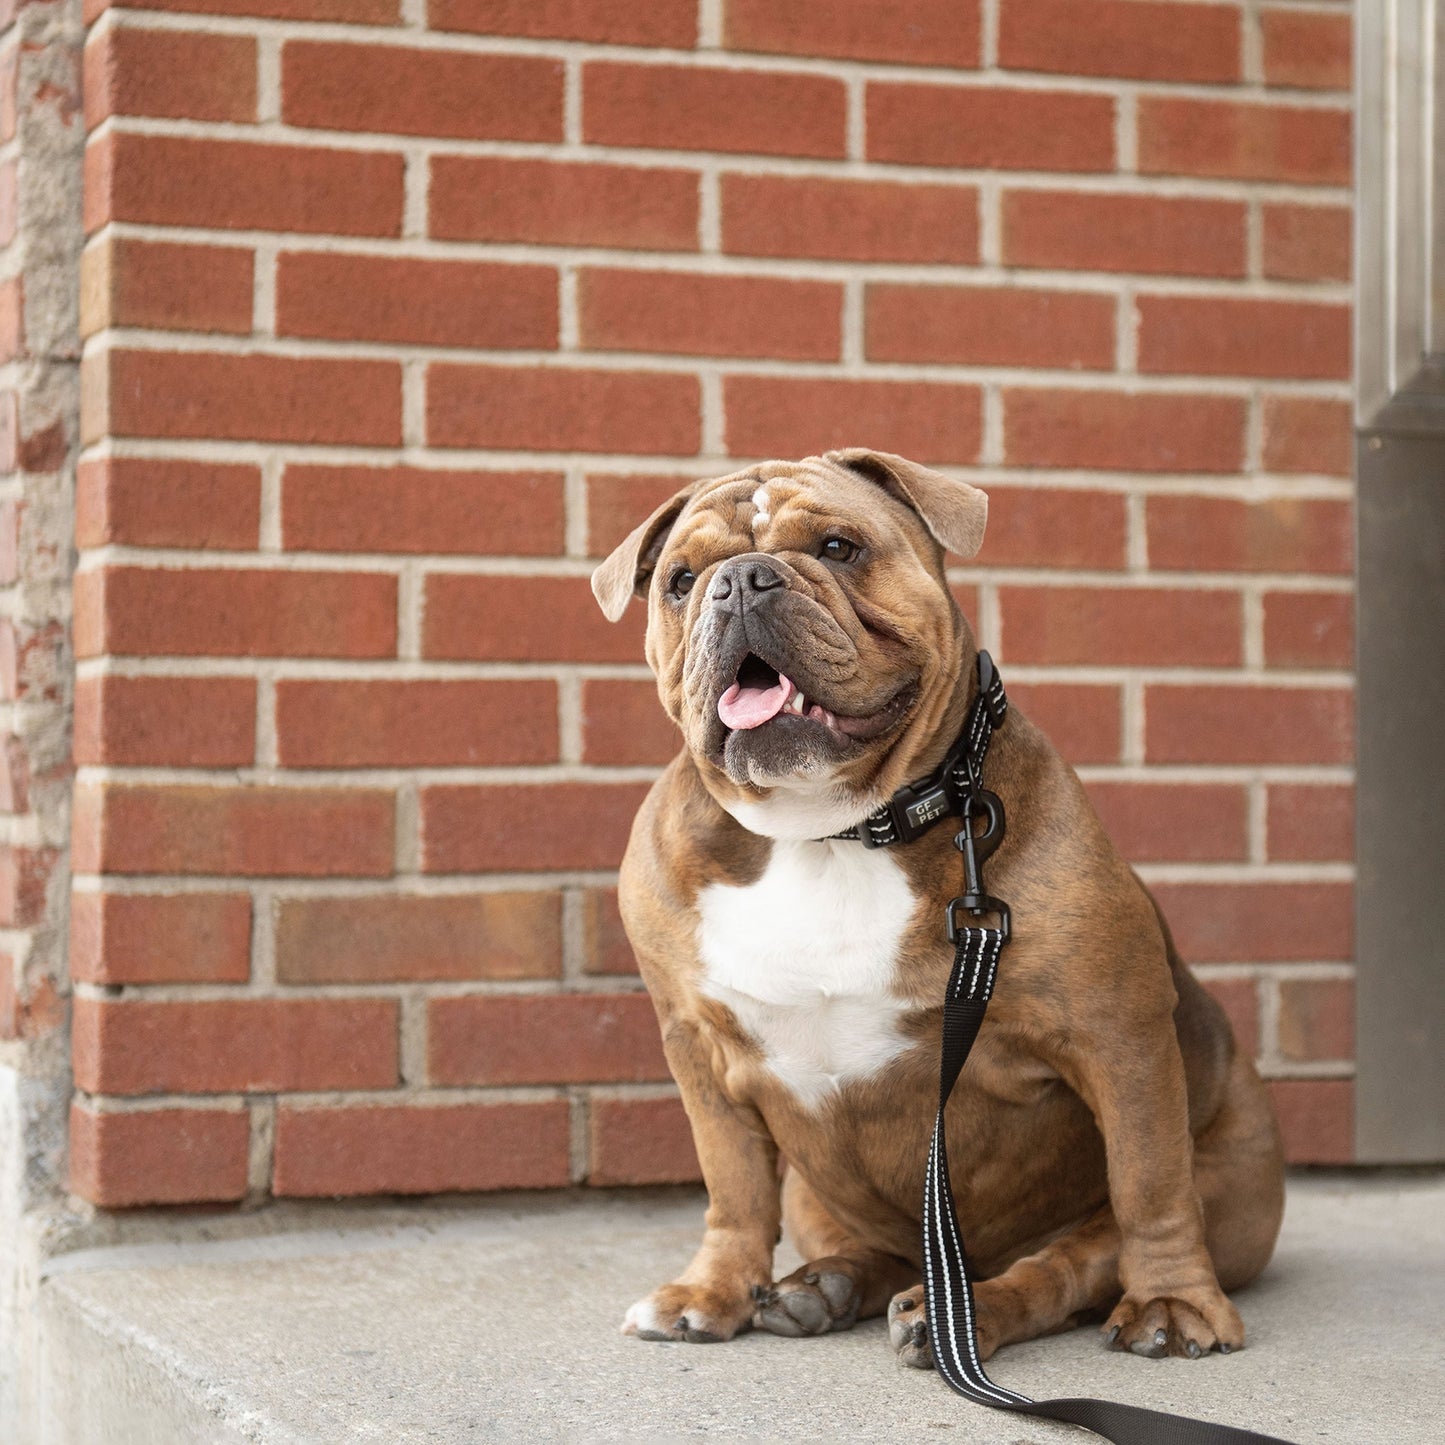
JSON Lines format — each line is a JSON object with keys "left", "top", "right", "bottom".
{"left": 841, "top": 652, "right": 1296, "bottom": 1445}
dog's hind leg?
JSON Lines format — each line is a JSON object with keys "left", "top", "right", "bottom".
{"left": 889, "top": 1049, "right": 1286, "bottom": 1366}
{"left": 752, "top": 1167, "right": 916, "bottom": 1338}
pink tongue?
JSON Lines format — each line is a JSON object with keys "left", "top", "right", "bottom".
{"left": 718, "top": 674, "right": 792, "bottom": 730}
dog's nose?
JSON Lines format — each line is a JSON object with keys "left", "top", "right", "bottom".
{"left": 710, "top": 555, "right": 785, "bottom": 602}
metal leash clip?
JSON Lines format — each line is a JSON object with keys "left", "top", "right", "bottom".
{"left": 946, "top": 788, "right": 1010, "bottom": 943}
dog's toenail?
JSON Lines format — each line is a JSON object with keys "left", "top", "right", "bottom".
{"left": 677, "top": 1316, "right": 689, "bottom": 1333}
{"left": 1106, "top": 1325, "right": 1120, "bottom": 1345}
{"left": 803, "top": 1271, "right": 819, "bottom": 1285}
{"left": 1187, "top": 1341, "right": 1201, "bottom": 1358}
{"left": 1219, "top": 1343, "right": 1232, "bottom": 1354}
{"left": 898, "top": 1298, "right": 916, "bottom": 1312}
{"left": 911, "top": 1321, "right": 927, "bottom": 1345}
{"left": 1154, "top": 1329, "right": 1167, "bottom": 1347}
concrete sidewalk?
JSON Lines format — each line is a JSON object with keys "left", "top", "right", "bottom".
{"left": 30, "top": 1170, "right": 1445, "bottom": 1444}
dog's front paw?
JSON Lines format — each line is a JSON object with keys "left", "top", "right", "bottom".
{"left": 751, "top": 1258, "right": 861, "bottom": 1337}
{"left": 622, "top": 1282, "right": 754, "bottom": 1344}
{"left": 887, "top": 1286, "right": 933, "bottom": 1368}
{"left": 1103, "top": 1288, "right": 1244, "bottom": 1359}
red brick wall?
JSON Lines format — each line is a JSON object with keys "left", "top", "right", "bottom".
{"left": 69, "top": 0, "right": 1355, "bottom": 1206}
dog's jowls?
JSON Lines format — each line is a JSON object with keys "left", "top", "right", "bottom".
{"left": 591, "top": 449, "right": 1285, "bottom": 1365}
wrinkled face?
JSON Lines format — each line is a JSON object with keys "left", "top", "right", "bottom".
{"left": 643, "top": 457, "right": 974, "bottom": 832}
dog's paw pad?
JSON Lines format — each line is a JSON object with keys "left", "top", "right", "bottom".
{"left": 752, "top": 1261, "right": 862, "bottom": 1338}
{"left": 887, "top": 1286, "right": 934, "bottom": 1369}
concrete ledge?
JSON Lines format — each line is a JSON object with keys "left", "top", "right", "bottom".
{"left": 31, "top": 1172, "right": 1445, "bottom": 1444}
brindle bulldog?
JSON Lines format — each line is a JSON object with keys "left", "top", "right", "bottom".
{"left": 590, "top": 449, "right": 1285, "bottom": 1367}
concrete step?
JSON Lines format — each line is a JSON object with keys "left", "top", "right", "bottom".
{"left": 30, "top": 1172, "right": 1445, "bottom": 1444}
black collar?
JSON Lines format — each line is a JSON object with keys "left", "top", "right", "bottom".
{"left": 828, "top": 651, "right": 1007, "bottom": 848}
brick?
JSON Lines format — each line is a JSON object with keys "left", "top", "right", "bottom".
{"left": 73, "top": 996, "right": 399, "bottom": 1094}
{"left": 1261, "top": 7, "right": 1351, "bottom": 90}
{"left": 85, "top": 132, "right": 405, "bottom": 237}
{"left": 421, "top": 782, "right": 650, "bottom": 872}
{"left": 430, "top": 156, "right": 699, "bottom": 251}
{"left": 590, "top": 1095, "right": 700, "bottom": 1185}
{"left": 84, "top": 25, "right": 256, "bottom": 126}
{"left": 580, "top": 887, "right": 638, "bottom": 975}
{"left": 0, "top": 277, "right": 20, "bottom": 360}
{"left": 1146, "top": 496, "right": 1352, "bottom": 575}
{"left": 1263, "top": 590, "right": 1353, "bottom": 670}
{"left": 0, "top": 955, "right": 16, "bottom": 1041}
{"left": 87, "top": 349, "right": 402, "bottom": 447}
{"left": 1198, "top": 975, "right": 1259, "bottom": 1060}
{"left": 1000, "top": 585, "right": 1241, "bottom": 667}
{"left": 0, "top": 847, "right": 57, "bottom": 927}
{"left": 275, "top": 891, "right": 562, "bottom": 983}
{"left": 73, "top": 675, "right": 256, "bottom": 767}
{"left": 70, "top": 891, "right": 252, "bottom": 985}
{"left": 273, "top": 1100, "right": 571, "bottom": 1197}
{"left": 0, "top": 42, "right": 15, "bottom": 145}
{"left": 1268, "top": 1079, "right": 1352, "bottom": 1164}
{"left": 80, "top": 237, "right": 254, "bottom": 339}
{"left": 276, "top": 679, "right": 559, "bottom": 767}
{"left": 725, "top": 376, "right": 982, "bottom": 466}
{"left": 1138, "top": 97, "right": 1351, "bottom": 185}
{"left": 282, "top": 42, "right": 562, "bottom": 141}
{"left": 69, "top": 1103, "right": 250, "bottom": 1208}
{"left": 997, "top": 0, "right": 1239, "bottom": 82}
{"left": 425, "top": 575, "right": 645, "bottom": 664}
{"left": 429, "top": 0, "right": 696, "bottom": 45}
{"left": 584, "top": 61, "right": 846, "bottom": 159}
{"left": 73, "top": 566, "right": 397, "bottom": 659}
{"left": 428, "top": 365, "right": 698, "bottom": 456}
{"left": 975, "top": 487, "right": 1127, "bottom": 570}
{"left": 283, "top": 465, "right": 564, "bottom": 556}
{"left": 277, "top": 253, "right": 556, "bottom": 349}
{"left": 1278, "top": 977, "right": 1353, "bottom": 1062}
{"left": 579, "top": 269, "right": 842, "bottom": 362}
{"left": 1145, "top": 684, "right": 1353, "bottom": 765}
{"left": 867, "top": 284, "right": 1114, "bottom": 371}
{"left": 586, "top": 473, "right": 699, "bottom": 558}
{"left": 0, "top": 735, "right": 27, "bottom": 813}
{"left": 76, "top": 457, "right": 261, "bottom": 550}
{"left": 1004, "top": 389, "right": 1246, "bottom": 474}
{"left": 1009, "top": 682, "right": 1121, "bottom": 765}
{"left": 1266, "top": 783, "right": 1353, "bottom": 863}
{"left": 721, "top": 174, "right": 978, "bottom": 265}
{"left": 428, "top": 993, "right": 667, "bottom": 1086}
{"left": 0, "top": 619, "right": 66, "bottom": 704}
{"left": 1138, "top": 296, "right": 1349, "bottom": 380}
{"left": 1262, "top": 396, "right": 1352, "bottom": 477}
{"left": 0, "top": 161, "right": 14, "bottom": 248}
{"left": 868, "top": 82, "right": 1113, "bottom": 172}
{"left": 726, "top": 0, "right": 978, "bottom": 67}
{"left": 582, "top": 678, "right": 678, "bottom": 766}
{"left": 1087, "top": 781, "right": 1248, "bottom": 863}
{"left": 1149, "top": 881, "right": 1353, "bottom": 963}
{"left": 0, "top": 968, "right": 61, "bottom": 1043}
{"left": 85, "top": 0, "right": 397, "bottom": 19}
{"left": 1262, "top": 203, "right": 1351, "bottom": 282}
{"left": 72, "top": 783, "right": 396, "bottom": 877}
{"left": 1002, "top": 191, "right": 1246, "bottom": 278}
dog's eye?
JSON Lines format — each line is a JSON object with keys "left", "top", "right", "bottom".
{"left": 820, "top": 537, "right": 859, "bottom": 564}
{"left": 669, "top": 568, "right": 696, "bottom": 597}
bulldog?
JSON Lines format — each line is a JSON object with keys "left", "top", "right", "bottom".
{"left": 590, "top": 449, "right": 1285, "bottom": 1368}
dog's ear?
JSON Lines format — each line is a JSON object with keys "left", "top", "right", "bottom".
{"left": 825, "top": 448, "right": 988, "bottom": 560}
{"left": 590, "top": 482, "right": 700, "bottom": 622}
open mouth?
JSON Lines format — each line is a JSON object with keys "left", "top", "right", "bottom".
{"left": 716, "top": 654, "right": 917, "bottom": 746}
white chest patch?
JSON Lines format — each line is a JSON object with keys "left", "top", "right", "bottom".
{"left": 697, "top": 841, "right": 919, "bottom": 1108}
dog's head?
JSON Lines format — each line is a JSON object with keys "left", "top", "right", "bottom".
{"left": 591, "top": 449, "right": 988, "bottom": 838}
